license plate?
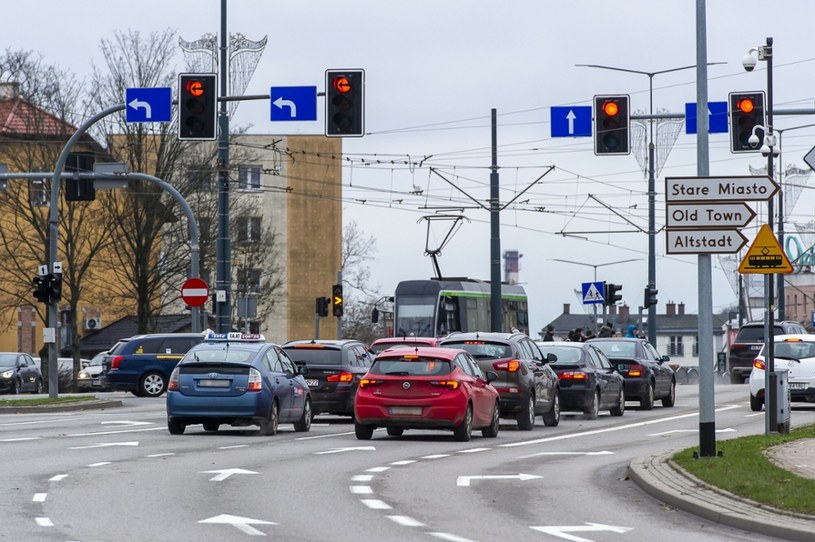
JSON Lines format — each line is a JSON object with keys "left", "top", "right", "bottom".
{"left": 91, "top": 379, "right": 101, "bottom": 386}
{"left": 789, "top": 382, "right": 807, "bottom": 390}
{"left": 306, "top": 379, "right": 319, "bottom": 387}
{"left": 389, "top": 406, "right": 422, "bottom": 416}
{"left": 198, "top": 379, "right": 230, "bottom": 387}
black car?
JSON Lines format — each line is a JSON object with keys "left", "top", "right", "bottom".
{"left": 587, "top": 337, "right": 675, "bottom": 410}
{"left": 438, "top": 331, "right": 560, "bottom": 430}
{"left": 536, "top": 341, "right": 625, "bottom": 419}
{"left": 0, "top": 352, "right": 42, "bottom": 394}
{"left": 282, "top": 339, "right": 372, "bottom": 416}
{"left": 728, "top": 321, "right": 807, "bottom": 384}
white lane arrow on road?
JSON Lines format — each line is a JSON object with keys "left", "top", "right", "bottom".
{"left": 273, "top": 96, "right": 297, "bottom": 117}
{"left": 456, "top": 473, "right": 541, "bottom": 487}
{"left": 68, "top": 441, "right": 139, "bottom": 450}
{"left": 314, "top": 446, "right": 375, "bottom": 455}
{"left": 649, "top": 428, "right": 735, "bottom": 437}
{"left": 566, "top": 110, "right": 576, "bottom": 134}
{"left": 530, "top": 523, "right": 633, "bottom": 542}
{"left": 198, "top": 514, "right": 277, "bottom": 536}
{"left": 201, "top": 468, "right": 259, "bottom": 482}
{"left": 128, "top": 98, "right": 152, "bottom": 119}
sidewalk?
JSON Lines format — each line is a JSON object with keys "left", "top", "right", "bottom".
{"left": 629, "top": 442, "right": 815, "bottom": 542}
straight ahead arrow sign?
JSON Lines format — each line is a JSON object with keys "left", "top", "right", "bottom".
{"left": 200, "top": 468, "right": 259, "bottom": 482}
{"left": 456, "top": 473, "right": 541, "bottom": 487}
{"left": 199, "top": 514, "right": 277, "bottom": 536}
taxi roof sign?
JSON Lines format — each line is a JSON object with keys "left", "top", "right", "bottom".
{"left": 204, "top": 331, "right": 266, "bottom": 342}
{"left": 738, "top": 224, "right": 793, "bottom": 274}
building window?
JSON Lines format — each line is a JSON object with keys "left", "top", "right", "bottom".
{"left": 237, "top": 268, "right": 262, "bottom": 293}
{"left": 187, "top": 164, "right": 212, "bottom": 191}
{"left": 29, "top": 179, "right": 49, "bottom": 206}
{"left": 693, "top": 335, "right": 699, "bottom": 357}
{"left": 238, "top": 164, "right": 261, "bottom": 190}
{"left": 668, "top": 336, "right": 684, "bottom": 356}
{"left": 236, "top": 216, "right": 262, "bottom": 243}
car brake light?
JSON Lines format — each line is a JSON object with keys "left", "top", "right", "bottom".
{"left": 111, "top": 355, "right": 124, "bottom": 370}
{"left": 359, "top": 378, "right": 381, "bottom": 389}
{"left": 559, "top": 371, "right": 587, "bottom": 380}
{"left": 753, "top": 358, "right": 766, "bottom": 370}
{"left": 628, "top": 364, "right": 643, "bottom": 377}
{"left": 327, "top": 371, "right": 353, "bottom": 382}
{"left": 168, "top": 368, "right": 180, "bottom": 391}
{"left": 431, "top": 380, "right": 460, "bottom": 390}
{"left": 247, "top": 368, "right": 262, "bottom": 391}
{"left": 493, "top": 360, "right": 520, "bottom": 372}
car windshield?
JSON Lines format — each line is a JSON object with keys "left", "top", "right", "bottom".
{"left": 89, "top": 352, "right": 107, "bottom": 366}
{"left": 441, "top": 341, "right": 511, "bottom": 359}
{"left": 108, "top": 341, "right": 129, "bottom": 355}
{"left": 760, "top": 340, "right": 815, "bottom": 360}
{"left": 591, "top": 341, "right": 637, "bottom": 358}
{"left": 370, "top": 357, "right": 452, "bottom": 376}
{"left": 182, "top": 348, "right": 256, "bottom": 364}
{"left": 283, "top": 347, "right": 343, "bottom": 365}
{"left": 0, "top": 353, "right": 17, "bottom": 366}
{"left": 370, "top": 341, "right": 433, "bottom": 355}
{"left": 540, "top": 346, "right": 582, "bottom": 363}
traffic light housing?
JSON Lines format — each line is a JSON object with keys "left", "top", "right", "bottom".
{"left": 64, "top": 152, "right": 96, "bottom": 202}
{"left": 178, "top": 73, "right": 217, "bottom": 141}
{"left": 48, "top": 273, "right": 62, "bottom": 302}
{"left": 604, "top": 283, "right": 622, "bottom": 306}
{"left": 332, "top": 284, "right": 344, "bottom": 317}
{"left": 645, "top": 286, "right": 658, "bottom": 307}
{"left": 594, "top": 95, "right": 630, "bottom": 155}
{"left": 32, "top": 275, "right": 50, "bottom": 304}
{"left": 316, "top": 296, "right": 330, "bottom": 317}
{"left": 325, "top": 69, "right": 364, "bottom": 137}
{"left": 729, "top": 91, "right": 765, "bottom": 153}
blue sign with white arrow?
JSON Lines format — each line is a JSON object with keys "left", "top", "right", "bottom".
{"left": 270, "top": 86, "right": 317, "bottom": 121}
{"left": 125, "top": 87, "right": 172, "bottom": 123}
{"left": 581, "top": 281, "right": 605, "bottom": 305}
{"left": 551, "top": 106, "right": 592, "bottom": 138}
{"left": 685, "top": 101, "right": 728, "bottom": 134}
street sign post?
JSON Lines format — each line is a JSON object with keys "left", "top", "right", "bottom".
{"left": 125, "top": 88, "right": 172, "bottom": 123}
{"left": 550, "top": 106, "right": 592, "bottom": 138}
{"left": 181, "top": 277, "right": 209, "bottom": 307}
{"left": 738, "top": 224, "right": 794, "bottom": 274}
{"left": 581, "top": 281, "right": 605, "bottom": 305}
{"left": 270, "top": 86, "right": 317, "bottom": 121}
{"left": 665, "top": 176, "right": 779, "bottom": 203}
{"left": 666, "top": 202, "right": 756, "bottom": 229}
{"left": 684, "top": 101, "right": 728, "bottom": 134}
{"left": 666, "top": 229, "right": 747, "bottom": 255}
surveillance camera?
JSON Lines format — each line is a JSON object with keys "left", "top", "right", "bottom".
{"left": 748, "top": 134, "right": 760, "bottom": 147}
{"left": 761, "top": 144, "right": 771, "bottom": 157}
{"left": 772, "top": 145, "right": 780, "bottom": 157}
{"left": 742, "top": 53, "right": 757, "bottom": 72}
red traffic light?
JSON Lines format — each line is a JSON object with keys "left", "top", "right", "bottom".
{"left": 185, "top": 79, "right": 205, "bottom": 97}
{"left": 602, "top": 101, "right": 620, "bottom": 117}
{"left": 332, "top": 76, "right": 352, "bottom": 93}
{"left": 737, "top": 98, "right": 755, "bottom": 113}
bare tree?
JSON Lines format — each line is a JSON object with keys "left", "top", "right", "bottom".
{"left": 340, "top": 220, "right": 382, "bottom": 343}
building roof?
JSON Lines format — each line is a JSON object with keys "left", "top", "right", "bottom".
{"left": 76, "top": 314, "right": 210, "bottom": 356}
{"left": 0, "top": 97, "right": 75, "bottom": 137}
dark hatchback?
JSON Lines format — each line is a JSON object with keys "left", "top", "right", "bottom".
{"left": 537, "top": 341, "right": 625, "bottom": 419}
{"left": 282, "top": 339, "right": 372, "bottom": 416}
{"left": 0, "top": 353, "right": 42, "bottom": 394}
{"left": 438, "top": 331, "right": 560, "bottom": 430}
{"left": 728, "top": 321, "right": 807, "bottom": 384}
{"left": 587, "top": 337, "right": 675, "bottom": 410}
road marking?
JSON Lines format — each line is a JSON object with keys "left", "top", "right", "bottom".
{"left": 457, "top": 473, "right": 542, "bottom": 487}
{"left": 296, "top": 430, "right": 356, "bottom": 441}
{"left": 315, "top": 446, "right": 376, "bottom": 455}
{"left": 66, "top": 427, "right": 164, "bottom": 437}
{"left": 69, "top": 441, "right": 139, "bottom": 450}
{"left": 457, "top": 448, "right": 490, "bottom": 453}
{"left": 428, "top": 533, "right": 475, "bottom": 542}
{"left": 350, "top": 485, "right": 373, "bottom": 494}
{"left": 520, "top": 450, "right": 614, "bottom": 459}
{"left": 49, "top": 474, "right": 68, "bottom": 482}
{"left": 649, "top": 428, "right": 736, "bottom": 436}
{"left": 146, "top": 453, "right": 175, "bottom": 458}
{"left": 390, "top": 459, "right": 416, "bottom": 466}
{"left": 0, "top": 417, "right": 76, "bottom": 427}
{"left": 218, "top": 444, "right": 249, "bottom": 450}
{"left": 88, "top": 462, "right": 112, "bottom": 467}
{"left": 745, "top": 412, "right": 764, "bottom": 418}
{"left": 366, "top": 466, "right": 390, "bottom": 473}
{"left": 0, "top": 437, "right": 41, "bottom": 442}
{"left": 35, "top": 517, "right": 53, "bottom": 527}
{"left": 32, "top": 493, "right": 47, "bottom": 503}
{"left": 198, "top": 514, "right": 277, "bottom": 536}
{"left": 387, "top": 515, "right": 425, "bottom": 527}
{"left": 100, "top": 421, "right": 154, "bottom": 426}
{"left": 201, "top": 468, "right": 258, "bottom": 482}
{"left": 530, "top": 522, "right": 633, "bottom": 542}
{"left": 360, "top": 499, "right": 392, "bottom": 510}
{"left": 352, "top": 474, "right": 374, "bottom": 482}
{"left": 422, "top": 454, "right": 451, "bottom": 459}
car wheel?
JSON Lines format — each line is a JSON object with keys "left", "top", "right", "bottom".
{"left": 750, "top": 393, "right": 764, "bottom": 412}
{"left": 140, "top": 372, "right": 167, "bottom": 397}
{"left": 516, "top": 394, "right": 536, "bottom": 431}
{"left": 258, "top": 401, "right": 279, "bottom": 436}
{"left": 662, "top": 380, "right": 676, "bottom": 408}
{"left": 610, "top": 388, "right": 625, "bottom": 416}
{"left": 202, "top": 422, "right": 219, "bottom": 432}
{"left": 167, "top": 419, "right": 186, "bottom": 435}
{"left": 386, "top": 427, "right": 404, "bottom": 437}
{"left": 583, "top": 390, "right": 600, "bottom": 420}
{"left": 11, "top": 378, "right": 20, "bottom": 395}
{"left": 482, "top": 401, "right": 500, "bottom": 438}
{"left": 454, "top": 404, "right": 473, "bottom": 442}
{"left": 640, "top": 381, "right": 655, "bottom": 410}
{"left": 31, "top": 378, "right": 43, "bottom": 394}
{"left": 355, "top": 421, "right": 374, "bottom": 440}
{"left": 294, "top": 398, "right": 312, "bottom": 432}
{"left": 542, "top": 392, "right": 560, "bottom": 427}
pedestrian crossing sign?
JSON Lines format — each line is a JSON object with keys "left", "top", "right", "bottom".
{"left": 581, "top": 281, "right": 605, "bottom": 305}
{"left": 738, "top": 224, "right": 793, "bottom": 274}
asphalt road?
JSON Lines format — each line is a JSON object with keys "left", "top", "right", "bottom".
{"left": 2, "top": 383, "right": 813, "bottom": 542}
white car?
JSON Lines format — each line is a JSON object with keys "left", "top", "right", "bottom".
{"left": 749, "top": 334, "right": 815, "bottom": 411}
{"left": 77, "top": 351, "right": 109, "bottom": 392}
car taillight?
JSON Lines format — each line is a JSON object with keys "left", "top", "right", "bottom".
{"left": 247, "top": 368, "right": 262, "bottom": 392}
{"left": 111, "top": 355, "right": 124, "bottom": 370}
{"left": 493, "top": 360, "right": 520, "bottom": 372}
{"left": 327, "top": 371, "right": 353, "bottom": 382}
{"left": 753, "top": 358, "right": 766, "bottom": 370}
{"left": 628, "top": 364, "right": 643, "bottom": 377}
{"left": 558, "top": 371, "right": 587, "bottom": 380}
{"left": 431, "top": 380, "right": 460, "bottom": 390}
{"left": 168, "top": 368, "right": 180, "bottom": 391}
{"left": 359, "top": 378, "right": 381, "bottom": 389}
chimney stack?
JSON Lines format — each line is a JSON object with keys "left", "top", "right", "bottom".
{"left": 562, "top": 303, "right": 570, "bottom": 315}
{"left": 666, "top": 302, "right": 676, "bottom": 316}
{"left": 618, "top": 304, "right": 630, "bottom": 322}
{"left": 0, "top": 82, "right": 20, "bottom": 100}
{"left": 678, "top": 302, "right": 685, "bottom": 316}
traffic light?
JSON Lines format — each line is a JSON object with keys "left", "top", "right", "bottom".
{"left": 325, "top": 69, "right": 364, "bottom": 137}
{"left": 178, "top": 73, "right": 217, "bottom": 140}
{"left": 332, "top": 284, "right": 344, "bottom": 317}
{"left": 32, "top": 275, "right": 50, "bottom": 304}
{"left": 315, "top": 296, "right": 330, "bottom": 317}
{"left": 604, "top": 283, "right": 622, "bottom": 306}
{"left": 729, "top": 91, "right": 765, "bottom": 153}
{"left": 645, "top": 286, "right": 658, "bottom": 307}
{"left": 594, "top": 95, "right": 630, "bottom": 155}
{"left": 48, "top": 273, "right": 62, "bottom": 302}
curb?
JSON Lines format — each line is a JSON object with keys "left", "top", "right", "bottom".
{"left": 0, "top": 399, "right": 123, "bottom": 414}
{"left": 629, "top": 451, "right": 815, "bottom": 542}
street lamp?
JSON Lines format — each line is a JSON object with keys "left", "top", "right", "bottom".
{"left": 550, "top": 258, "right": 642, "bottom": 331}
{"left": 576, "top": 62, "right": 725, "bottom": 347}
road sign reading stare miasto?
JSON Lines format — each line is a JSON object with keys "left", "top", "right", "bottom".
{"left": 665, "top": 175, "right": 779, "bottom": 203}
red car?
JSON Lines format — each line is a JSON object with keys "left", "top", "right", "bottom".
{"left": 368, "top": 336, "right": 440, "bottom": 356}
{"left": 354, "top": 347, "right": 500, "bottom": 442}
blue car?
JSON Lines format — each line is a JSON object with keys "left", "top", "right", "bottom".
{"left": 166, "top": 332, "right": 312, "bottom": 435}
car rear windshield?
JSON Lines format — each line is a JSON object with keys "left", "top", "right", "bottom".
{"left": 370, "top": 357, "right": 452, "bottom": 376}
{"left": 370, "top": 341, "right": 433, "bottom": 355}
{"left": 773, "top": 340, "right": 815, "bottom": 360}
{"left": 441, "top": 341, "right": 511, "bottom": 359}
{"left": 108, "top": 341, "right": 129, "bottom": 355}
{"left": 182, "top": 348, "right": 256, "bottom": 364}
{"left": 591, "top": 341, "right": 636, "bottom": 358}
{"left": 736, "top": 326, "right": 784, "bottom": 343}
{"left": 539, "top": 347, "right": 582, "bottom": 364}
{"left": 283, "top": 347, "right": 343, "bottom": 365}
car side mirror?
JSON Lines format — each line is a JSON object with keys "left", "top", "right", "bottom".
{"left": 485, "top": 370, "right": 498, "bottom": 383}
{"left": 661, "top": 355, "right": 670, "bottom": 363}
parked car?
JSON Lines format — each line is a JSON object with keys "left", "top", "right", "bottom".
{"left": 281, "top": 339, "right": 372, "bottom": 416}
{"left": 0, "top": 352, "right": 43, "bottom": 394}
{"left": 438, "top": 331, "right": 560, "bottom": 430}
{"left": 76, "top": 351, "right": 109, "bottom": 392}
{"left": 354, "top": 346, "right": 500, "bottom": 441}
{"left": 33, "top": 357, "right": 91, "bottom": 393}
{"left": 166, "top": 332, "right": 311, "bottom": 435}
{"left": 368, "top": 336, "right": 440, "bottom": 356}
{"left": 101, "top": 333, "right": 205, "bottom": 397}
{"left": 729, "top": 321, "right": 807, "bottom": 384}
{"left": 587, "top": 337, "right": 676, "bottom": 410}
{"left": 749, "top": 334, "right": 815, "bottom": 411}
{"left": 536, "top": 341, "right": 625, "bottom": 419}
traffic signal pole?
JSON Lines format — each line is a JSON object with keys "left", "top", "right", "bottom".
{"left": 215, "top": 0, "right": 232, "bottom": 334}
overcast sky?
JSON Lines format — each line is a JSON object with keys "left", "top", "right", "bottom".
{"left": 7, "top": 1, "right": 815, "bottom": 334}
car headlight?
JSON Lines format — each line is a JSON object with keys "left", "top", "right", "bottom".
{"left": 1, "top": 370, "right": 13, "bottom": 379}
{"left": 78, "top": 372, "right": 89, "bottom": 379}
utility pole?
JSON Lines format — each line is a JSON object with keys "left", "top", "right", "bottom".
{"left": 490, "top": 109, "right": 502, "bottom": 332}
{"left": 215, "top": 0, "right": 232, "bottom": 333}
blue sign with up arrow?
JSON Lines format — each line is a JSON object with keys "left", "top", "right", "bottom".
{"left": 685, "top": 101, "right": 728, "bottom": 134}
{"left": 125, "top": 88, "right": 172, "bottom": 123}
{"left": 270, "top": 86, "right": 317, "bottom": 121}
{"left": 551, "top": 106, "right": 592, "bottom": 138}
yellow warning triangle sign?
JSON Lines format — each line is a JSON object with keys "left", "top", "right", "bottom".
{"left": 738, "top": 224, "right": 793, "bottom": 274}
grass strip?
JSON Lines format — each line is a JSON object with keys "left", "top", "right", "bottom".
{"left": 673, "top": 423, "right": 815, "bottom": 515}
{"left": 0, "top": 395, "right": 97, "bottom": 407}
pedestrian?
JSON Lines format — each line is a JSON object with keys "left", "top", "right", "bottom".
{"left": 566, "top": 329, "right": 578, "bottom": 342}
{"left": 542, "top": 324, "right": 555, "bottom": 342}
{"left": 598, "top": 321, "right": 613, "bottom": 338}
{"left": 625, "top": 324, "right": 638, "bottom": 338}
{"left": 585, "top": 328, "right": 596, "bottom": 340}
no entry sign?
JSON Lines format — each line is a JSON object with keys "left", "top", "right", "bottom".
{"left": 181, "top": 277, "right": 209, "bottom": 307}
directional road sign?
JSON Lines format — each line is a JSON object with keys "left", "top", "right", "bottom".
{"left": 666, "top": 202, "right": 756, "bottom": 229}
{"left": 125, "top": 88, "right": 172, "bottom": 123}
{"left": 685, "top": 101, "right": 728, "bottom": 134}
{"left": 581, "top": 281, "right": 605, "bottom": 305}
{"left": 666, "top": 229, "right": 748, "bottom": 255}
{"left": 270, "top": 86, "right": 317, "bottom": 121}
{"left": 181, "top": 277, "right": 209, "bottom": 307}
{"left": 665, "top": 176, "right": 779, "bottom": 203}
{"left": 805, "top": 145, "right": 815, "bottom": 173}
{"left": 550, "top": 106, "right": 592, "bottom": 138}
{"left": 738, "top": 224, "right": 793, "bottom": 274}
